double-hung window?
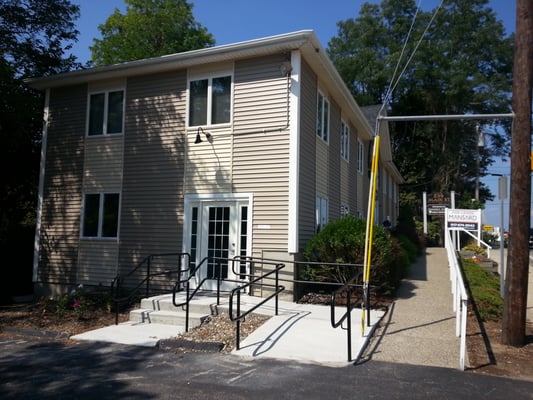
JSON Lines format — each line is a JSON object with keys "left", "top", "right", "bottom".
{"left": 316, "top": 91, "right": 330, "bottom": 142}
{"left": 341, "top": 121, "right": 350, "bottom": 160}
{"left": 88, "top": 90, "right": 124, "bottom": 136}
{"left": 316, "top": 196, "right": 329, "bottom": 233}
{"left": 189, "top": 75, "right": 232, "bottom": 126}
{"left": 357, "top": 139, "right": 365, "bottom": 174}
{"left": 82, "top": 193, "right": 120, "bottom": 238}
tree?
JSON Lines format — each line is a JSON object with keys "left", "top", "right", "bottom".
{"left": 503, "top": 0, "right": 533, "bottom": 346}
{"left": 327, "top": 0, "right": 513, "bottom": 213}
{"left": 0, "top": 0, "right": 80, "bottom": 301}
{"left": 90, "top": 0, "right": 215, "bottom": 66}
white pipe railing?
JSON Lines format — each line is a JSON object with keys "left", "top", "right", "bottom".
{"left": 445, "top": 229, "right": 469, "bottom": 371}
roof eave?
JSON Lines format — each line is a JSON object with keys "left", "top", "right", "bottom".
{"left": 26, "top": 30, "right": 315, "bottom": 90}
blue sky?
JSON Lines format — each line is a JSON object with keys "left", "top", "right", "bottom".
{"left": 69, "top": 0, "right": 516, "bottom": 229}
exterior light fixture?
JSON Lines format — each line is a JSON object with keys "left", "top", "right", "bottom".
{"left": 194, "top": 126, "right": 212, "bottom": 144}
{"left": 280, "top": 61, "right": 293, "bottom": 77}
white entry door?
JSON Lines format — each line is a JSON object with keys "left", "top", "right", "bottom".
{"left": 186, "top": 198, "right": 250, "bottom": 291}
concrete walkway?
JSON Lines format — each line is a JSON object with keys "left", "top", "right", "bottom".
{"left": 362, "top": 248, "right": 461, "bottom": 369}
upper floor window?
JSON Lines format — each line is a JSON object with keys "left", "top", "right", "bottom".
{"left": 82, "top": 192, "right": 120, "bottom": 238}
{"left": 341, "top": 121, "right": 350, "bottom": 160}
{"left": 189, "top": 75, "right": 232, "bottom": 126}
{"left": 88, "top": 90, "right": 124, "bottom": 136}
{"left": 357, "top": 139, "right": 365, "bottom": 174}
{"left": 316, "top": 92, "right": 329, "bottom": 143}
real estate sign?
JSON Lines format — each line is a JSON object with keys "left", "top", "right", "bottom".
{"left": 445, "top": 208, "right": 481, "bottom": 231}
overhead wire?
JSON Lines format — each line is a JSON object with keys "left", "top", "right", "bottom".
{"left": 378, "top": 0, "right": 446, "bottom": 117}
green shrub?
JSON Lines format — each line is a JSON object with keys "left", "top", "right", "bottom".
{"left": 301, "top": 215, "right": 398, "bottom": 294}
{"left": 461, "top": 259, "right": 503, "bottom": 321}
{"left": 395, "top": 234, "right": 418, "bottom": 263}
{"left": 461, "top": 243, "right": 487, "bottom": 257}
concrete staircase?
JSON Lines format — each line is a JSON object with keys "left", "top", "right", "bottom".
{"left": 128, "top": 292, "right": 225, "bottom": 330}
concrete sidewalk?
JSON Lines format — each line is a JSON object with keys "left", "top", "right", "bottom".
{"left": 362, "top": 248, "right": 461, "bottom": 369}
{"left": 71, "top": 248, "right": 464, "bottom": 368}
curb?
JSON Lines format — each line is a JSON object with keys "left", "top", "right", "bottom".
{"left": 0, "top": 327, "right": 71, "bottom": 340}
{"left": 159, "top": 338, "right": 225, "bottom": 352}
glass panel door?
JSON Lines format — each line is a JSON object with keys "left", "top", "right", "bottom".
{"left": 207, "top": 206, "right": 230, "bottom": 280}
{"left": 186, "top": 198, "right": 250, "bottom": 290}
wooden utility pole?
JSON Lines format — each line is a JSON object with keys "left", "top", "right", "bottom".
{"left": 503, "top": 0, "right": 533, "bottom": 346}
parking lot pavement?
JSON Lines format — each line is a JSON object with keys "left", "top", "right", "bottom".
{"left": 1, "top": 337, "right": 532, "bottom": 399}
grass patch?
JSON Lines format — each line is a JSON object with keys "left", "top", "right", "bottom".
{"left": 461, "top": 259, "right": 503, "bottom": 321}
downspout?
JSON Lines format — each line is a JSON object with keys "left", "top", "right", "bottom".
{"left": 32, "top": 88, "right": 50, "bottom": 282}
{"left": 288, "top": 50, "right": 301, "bottom": 254}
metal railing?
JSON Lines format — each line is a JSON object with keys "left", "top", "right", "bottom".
{"left": 172, "top": 256, "right": 228, "bottom": 332}
{"left": 227, "top": 258, "right": 285, "bottom": 350}
{"left": 111, "top": 252, "right": 190, "bottom": 324}
{"left": 330, "top": 271, "right": 365, "bottom": 362}
{"left": 445, "top": 229, "right": 469, "bottom": 371}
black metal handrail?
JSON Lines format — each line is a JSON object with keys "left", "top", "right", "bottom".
{"left": 171, "top": 256, "right": 228, "bottom": 332}
{"left": 111, "top": 252, "right": 190, "bottom": 324}
{"left": 228, "top": 259, "right": 285, "bottom": 350}
{"left": 330, "top": 271, "right": 364, "bottom": 362}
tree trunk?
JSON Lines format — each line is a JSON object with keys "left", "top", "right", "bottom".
{"left": 503, "top": 0, "right": 533, "bottom": 346}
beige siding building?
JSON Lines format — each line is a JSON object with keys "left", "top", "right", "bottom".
{"left": 29, "top": 31, "right": 402, "bottom": 299}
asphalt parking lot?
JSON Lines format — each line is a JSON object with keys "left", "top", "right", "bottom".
{"left": 1, "top": 337, "right": 532, "bottom": 400}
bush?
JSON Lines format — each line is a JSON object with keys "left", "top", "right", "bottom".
{"left": 461, "top": 259, "right": 503, "bottom": 321}
{"left": 395, "top": 234, "right": 418, "bottom": 264}
{"left": 301, "top": 215, "right": 399, "bottom": 295}
{"left": 396, "top": 204, "right": 423, "bottom": 252}
{"left": 461, "top": 243, "right": 487, "bottom": 257}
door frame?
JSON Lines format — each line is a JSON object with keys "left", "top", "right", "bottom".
{"left": 183, "top": 193, "right": 253, "bottom": 290}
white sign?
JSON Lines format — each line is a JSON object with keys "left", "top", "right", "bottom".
{"left": 445, "top": 209, "right": 481, "bottom": 231}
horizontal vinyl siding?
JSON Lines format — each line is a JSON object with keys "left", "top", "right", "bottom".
{"left": 358, "top": 139, "right": 369, "bottom": 215}
{"left": 38, "top": 84, "right": 86, "bottom": 285}
{"left": 78, "top": 241, "right": 118, "bottom": 285}
{"left": 340, "top": 160, "right": 350, "bottom": 207}
{"left": 83, "top": 135, "right": 123, "bottom": 190}
{"left": 328, "top": 100, "right": 341, "bottom": 221}
{"left": 119, "top": 71, "right": 186, "bottom": 282}
{"left": 183, "top": 133, "right": 232, "bottom": 194}
{"left": 233, "top": 55, "right": 290, "bottom": 256}
{"left": 298, "top": 60, "right": 317, "bottom": 250}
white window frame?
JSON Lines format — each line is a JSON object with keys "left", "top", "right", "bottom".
{"left": 340, "top": 204, "right": 350, "bottom": 217}
{"left": 86, "top": 89, "right": 125, "bottom": 136}
{"left": 341, "top": 120, "right": 350, "bottom": 161}
{"left": 188, "top": 73, "right": 233, "bottom": 127}
{"left": 81, "top": 192, "right": 121, "bottom": 239}
{"left": 316, "top": 195, "right": 329, "bottom": 233}
{"left": 357, "top": 139, "right": 365, "bottom": 174}
{"left": 316, "top": 91, "right": 330, "bottom": 143}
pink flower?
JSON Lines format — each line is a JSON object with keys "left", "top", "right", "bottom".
{"left": 73, "top": 300, "right": 81, "bottom": 309}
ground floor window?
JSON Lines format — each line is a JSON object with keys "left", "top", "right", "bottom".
{"left": 82, "top": 192, "right": 120, "bottom": 238}
{"left": 316, "top": 196, "right": 329, "bottom": 233}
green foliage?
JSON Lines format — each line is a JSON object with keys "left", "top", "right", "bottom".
{"left": 395, "top": 234, "right": 417, "bottom": 263}
{"left": 395, "top": 204, "right": 422, "bottom": 253}
{"left": 55, "top": 295, "right": 70, "bottom": 318}
{"left": 461, "top": 259, "right": 503, "bottom": 321}
{"left": 302, "top": 216, "right": 400, "bottom": 295}
{"left": 90, "top": 0, "right": 215, "bottom": 66}
{"left": 461, "top": 243, "right": 487, "bottom": 257}
{"left": 328, "top": 0, "right": 513, "bottom": 215}
{"left": 0, "top": 0, "right": 80, "bottom": 300}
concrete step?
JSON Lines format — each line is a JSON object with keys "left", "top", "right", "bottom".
{"left": 140, "top": 293, "right": 227, "bottom": 315}
{"left": 129, "top": 309, "right": 207, "bottom": 327}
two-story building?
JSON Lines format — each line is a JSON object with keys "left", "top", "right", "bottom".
{"left": 28, "top": 30, "right": 402, "bottom": 298}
